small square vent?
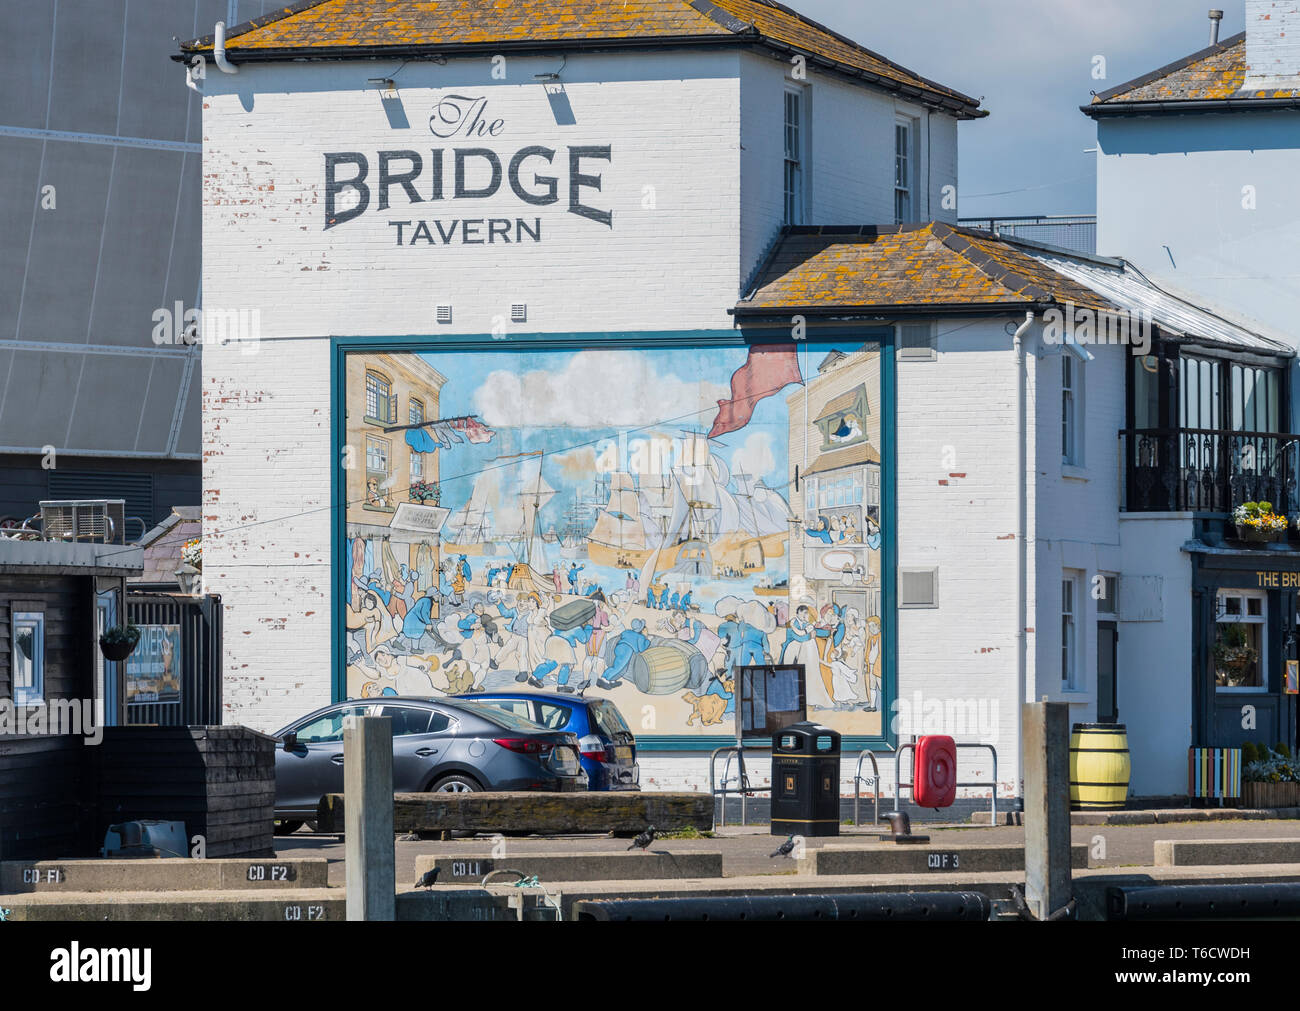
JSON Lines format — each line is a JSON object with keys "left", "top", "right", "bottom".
{"left": 511, "top": 304, "right": 527, "bottom": 324}
{"left": 900, "top": 568, "right": 939, "bottom": 608}
{"left": 435, "top": 305, "right": 453, "bottom": 324}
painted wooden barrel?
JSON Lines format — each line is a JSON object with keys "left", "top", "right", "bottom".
{"left": 631, "top": 645, "right": 693, "bottom": 695}
{"left": 1069, "top": 723, "right": 1131, "bottom": 811}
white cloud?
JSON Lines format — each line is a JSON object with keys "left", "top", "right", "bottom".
{"left": 729, "top": 431, "right": 779, "bottom": 483}
{"left": 473, "top": 350, "right": 729, "bottom": 430}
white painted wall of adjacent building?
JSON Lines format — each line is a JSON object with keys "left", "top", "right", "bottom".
{"left": 1095, "top": 110, "right": 1300, "bottom": 351}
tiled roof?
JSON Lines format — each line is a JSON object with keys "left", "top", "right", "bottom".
{"left": 131, "top": 507, "right": 201, "bottom": 586}
{"left": 1088, "top": 33, "right": 1300, "bottom": 111}
{"left": 803, "top": 441, "right": 880, "bottom": 477}
{"left": 736, "top": 223, "right": 1116, "bottom": 315}
{"left": 813, "top": 387, "right": 863, "bottom": 424}
{"left": 736, "top": 222, "right": 1295, "bottom": 358}
{"left": 180, "top": 0, "right": 982, "bottom": 116}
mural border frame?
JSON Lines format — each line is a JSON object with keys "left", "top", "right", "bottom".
{"left": 330, "top": 328, "right": 897, "bottom": 753}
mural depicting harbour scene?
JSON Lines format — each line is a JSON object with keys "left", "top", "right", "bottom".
{"left": 342, "top": 342, "right": 886, "bottom": 738}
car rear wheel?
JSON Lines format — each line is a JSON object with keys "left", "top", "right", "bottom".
{"left": 273, "top": 819, "right": 305, "bottom": 836}
{"left": 432, "top": 774, "right": 481, "bottom": 793}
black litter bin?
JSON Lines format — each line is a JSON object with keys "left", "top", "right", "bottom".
{"left": 770, "top": 721, "right": 841, "bottom": 837}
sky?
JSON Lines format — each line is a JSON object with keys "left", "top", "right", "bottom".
{"left": 793, "top": 0, "right": 1245, "bottom": 218}
{"left": 414, "top": 341, "right": 882, "bottom": 533}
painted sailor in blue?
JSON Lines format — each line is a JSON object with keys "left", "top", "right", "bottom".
{"left": 598, "top": 619, "right": 651, "bottom": 688}
{"left": 805, "top": 516, "right": 834, "bottom": 544}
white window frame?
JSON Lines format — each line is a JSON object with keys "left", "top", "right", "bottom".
{"left": 1062, "top": 355, "right": 1084, "bottom": 466}
{"left": 1062, "top": 572, "right": 1082, "bottom": 691}
{"left": 783, "top": 86, "right": 806, "bottom": 225}
{"left": 894, "top": 117, "right": 916, "bottom": 224}
{"left": 366, "top": 436, "right": 390, "bottom": 479}
{"left": 365, "top": 370, "right": 395, "bottom": 425}
{"left": 1215, "top": 590, "right": 1268, "bottom": 693}
{"left": 13, "top": 611, "right": 46, "bottom": 707}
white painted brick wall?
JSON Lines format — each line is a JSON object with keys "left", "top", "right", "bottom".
{"left": 205, "top": 50, "right": 1092, "bottom": 802}
{"left": 1247, "top": 0, "right": 1300, "bottom": 84}
{"left": 894, "top": 319, "right": 1032, "bottom": 798}
{"left": 738, "top": 52, "right": 960, "bottom": 286}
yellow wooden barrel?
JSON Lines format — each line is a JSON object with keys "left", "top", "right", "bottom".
{"left": 1069, "top": 723, "right": 1131, "bottom": 810}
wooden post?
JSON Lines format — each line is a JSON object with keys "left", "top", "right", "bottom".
{"left": 344, "top": 715, "right": 395, "bottom": 921}
{"left": 1022, "top": 702, "right": 1072, "bottom": 920}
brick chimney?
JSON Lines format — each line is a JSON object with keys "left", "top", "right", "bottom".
{"left": 1245, "top": 0, "right": 1300, "bottom": 89}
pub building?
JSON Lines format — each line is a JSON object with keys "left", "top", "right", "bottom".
{"left": 184, "top": 0, "right": 1296, "bottom": 804}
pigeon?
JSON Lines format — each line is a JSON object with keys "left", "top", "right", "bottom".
{"left": 769, "top": 835, "right": 797, "bottom": 859}
{"left": 415, "top": 866, "right": 441, "bottom": 889}
{"left": 627, "top": 825, "right": 658, "bottom": 852}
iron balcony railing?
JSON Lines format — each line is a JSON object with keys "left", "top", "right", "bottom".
{"left": 1120, "top": 427, "right": 1300, "bottom": 516}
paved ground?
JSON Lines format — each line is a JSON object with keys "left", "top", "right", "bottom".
{"left": 273, "top": 818, "right": 1300, "bottom": 886}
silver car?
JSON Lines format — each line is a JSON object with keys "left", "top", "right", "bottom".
{"left": 272, "top": 697, "right": 587, "bottom": 832}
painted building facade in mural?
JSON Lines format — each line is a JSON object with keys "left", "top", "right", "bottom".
{"left": 343, "top": 341, "right": 887, "bottom": 739}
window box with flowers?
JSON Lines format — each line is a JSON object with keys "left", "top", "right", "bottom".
{"left": 409, "top": 480, "right": 441, "bottom": 506}
{"left": 1233, "top": 501, "right": 1287, "bottom": 543}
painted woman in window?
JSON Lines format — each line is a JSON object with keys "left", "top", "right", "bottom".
{"left": 830, "top": 412, "right": 862, "bottom": 444}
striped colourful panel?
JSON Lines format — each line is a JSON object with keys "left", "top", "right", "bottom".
{"left": 1187, "top": 747, "right": 1241, "bottom": 798}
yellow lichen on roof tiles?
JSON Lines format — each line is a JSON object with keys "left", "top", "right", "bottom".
{"left": 184, "top": 0, "right": 981, "bottom": 114}
{"left": 1095, "top": 35, "right": 1300, "bottom": 103}
{"left": 740, "top": 224, "right": 1124, "bottom": 313}
{"left": 212, "top": 0, "right": 729, "bottom": 49}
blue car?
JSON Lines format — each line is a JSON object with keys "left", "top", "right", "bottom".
{"left": 458, "top": 691, "right": 639, "bottom": 791}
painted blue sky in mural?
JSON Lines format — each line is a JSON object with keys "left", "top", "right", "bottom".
{"left": 415, "top": 343, "right": 848, "bottom": 534}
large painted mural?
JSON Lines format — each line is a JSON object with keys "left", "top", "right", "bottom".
{"left": 341, "top": 341, "right": 887, "bottom": 739}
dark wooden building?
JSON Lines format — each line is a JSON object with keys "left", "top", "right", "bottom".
{"left": 0, "top": 538, "right": 141, "bottom": 859}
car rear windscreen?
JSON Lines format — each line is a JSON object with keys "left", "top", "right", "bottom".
{"left": 589, "top": 700, "right": 632, "bottom": 738}
{"left": 451, "top": 700, "right": 547, "bottom": 732}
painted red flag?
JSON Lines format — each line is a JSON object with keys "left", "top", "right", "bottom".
{"left": 708, "top": 345, "right": 804, "bottom": 438}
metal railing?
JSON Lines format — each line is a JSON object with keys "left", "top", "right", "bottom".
{"left": 711, "top": 745, "right": 889, "bottom": 828}
{"left": 708, "top": 744, "right": 770, "bottom": 827}
{"left": 959, "top": 214, "right": 1096, "bottom": 256}
{"left": 1120, "top": 427, "right": 1300, "bottom": 516}
{"left": 851, "top": 749, "right": 883, "bottom": 826}
{"left": 892, "top": 742, "right": 1000, "bottom": 825}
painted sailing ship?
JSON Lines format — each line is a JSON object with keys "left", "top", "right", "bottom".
{"left": 588, "top": 432, "right": 794, "bottom": 577}
{"left": 443, "top": 475, "right": 500, "bottom": 556}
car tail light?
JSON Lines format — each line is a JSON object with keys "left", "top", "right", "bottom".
{"left": 577, "top": 734, "right": 606, "bottom": 761}
{"left": 493, "top": 738, "right": 551, "bottom": 755}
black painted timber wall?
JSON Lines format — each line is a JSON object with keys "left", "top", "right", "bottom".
{"left": 0, "top": 573, "right": 97, "bottom": 859}
{"left": 96, "top": 727, "right": 276, "bottom": 859}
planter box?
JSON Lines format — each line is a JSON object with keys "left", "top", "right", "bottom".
{"left": 1243, "top": 781, "right": 1300, "bottom": 808}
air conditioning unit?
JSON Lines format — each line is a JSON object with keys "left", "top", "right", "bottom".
{"left": 39, "top": 499, "right": 126, "bottom": 545}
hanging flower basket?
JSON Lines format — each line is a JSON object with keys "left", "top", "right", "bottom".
{"left": 100, "top": 624, "right": 141, "bottom": 662}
